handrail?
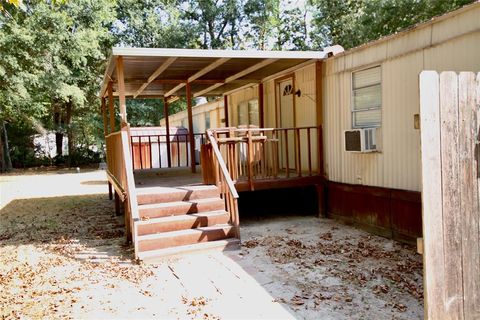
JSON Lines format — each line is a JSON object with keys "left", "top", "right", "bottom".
{"left": 206, "top": 130, "right": 239, "bottom": 199}
{"left": 202, "top": 126, "right": 322, "bottom": 188}
{"left": 120, "top": 126, "right": 140, "bottom": 258}
{"left": 206, "top": 129, "right": 240, "bottom": 240}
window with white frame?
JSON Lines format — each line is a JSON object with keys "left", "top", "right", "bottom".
{"left": 352, "top": 66, "right": 382, "bottom": 128}
{"left": 237, "top": 99, "right": 259, "bottom": 126}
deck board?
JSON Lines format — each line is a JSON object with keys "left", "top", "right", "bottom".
{"left": 134, "top": 167, "right": 323, "bottom": 191}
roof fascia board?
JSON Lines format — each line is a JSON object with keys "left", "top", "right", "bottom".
{"left": 111, "top": 47, "right": 330, "bottom": 60}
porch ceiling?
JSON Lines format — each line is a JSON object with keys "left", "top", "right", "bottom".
{"left": 100, "top": 46, "right": 344, "bottom": 99}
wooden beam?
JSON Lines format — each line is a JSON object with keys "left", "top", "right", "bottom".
{"left": 224, "top": 95, "right": 229, "bottom": 127}
{"left": 194, "top": 58, "right": 279, "bottom": 98}
{"left": 259, "top": 83, "right": 264, "bottom": 127}
{"left": 134, "top": 57, "right": 177, "bottom": 98}
{"left": 167, "top": 96, "right": 180, "bottom": 104}
{"left": 186, "top": 83, "right": 196, "bottom": 173}
{"left": 108, "top": 81, "right": 115, "bottom": 132}
{"left": 113, "top": 90, "right": 165, "bottom": 97}
{"left": 101, "top": 97, "right": 108, "bottom": 136}
{"left": 116, "top": 56, "right": 127, "bottom": 124}
{"left": 165, "top": 58, "right": 230, "bottom": 97}
{"left": 163, "top": 96, "right": 172, "bottom": 168}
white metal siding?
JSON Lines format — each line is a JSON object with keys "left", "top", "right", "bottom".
{"left": 324, "top": 7, "right": 480, "bottom": 192}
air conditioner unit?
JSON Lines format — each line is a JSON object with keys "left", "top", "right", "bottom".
{"left": 344, "top": 128, "right": 377, "bottom": 152}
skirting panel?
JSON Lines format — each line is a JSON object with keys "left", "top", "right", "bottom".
{"left": 325, "top": 181, "right": 422, "bottom": 243}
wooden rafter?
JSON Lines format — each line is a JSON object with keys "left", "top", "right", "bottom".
{"left": 134, "top": 57, "right": 177, "bottom": 98}
{"left": 165, "top": 58, "right": 230, "bottom": 97}
{"left": 193, "top": 58, "right": 278, "bottom": 98}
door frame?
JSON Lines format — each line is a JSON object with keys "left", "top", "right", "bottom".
{"left": 274, "top": 73, "right": 296, "bottom": 128}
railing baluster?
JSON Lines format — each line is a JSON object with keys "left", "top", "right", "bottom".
{"left": 148, "top": 136, "right": 152, "bottom": 169}
{"left": 296, "top": 128, "right": 302, "bottom": 177}
{"left": 131, "top": 136, "right": 135, "bottom": 170}
{"left": 284, "top": 129, "right": 289, "bottom": 178}
{"left": 139, "top": 136, "right": 144, "bottom": 170}
{"left": 185, "top": 134, "right": 189, "bottom": 168}
{"left": 177, "top": 137, "right": 180, "bottom": 167}
{"left": 157, "top": 136, "right": 162, "bottom": 169}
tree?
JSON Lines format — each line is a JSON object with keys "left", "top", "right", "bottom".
{"left": 114, "top": 0, "right": 197, "bottom": 48}
{"left": 309, "top": 0, "right": 476, "bottom": 50}
{"left": 275, "top": 4, "right": 310, "bottom": 51}
{"left": 180, "top": 0, "right": 244, "bottom": 49}
{"left": 242, "top": 0, "right": 279, "bottom": 50}
{"left": 0, "top": 0, "right": 115, "bottom": 169}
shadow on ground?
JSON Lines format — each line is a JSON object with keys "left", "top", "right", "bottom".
{"left": 0, "top": 194, "right": 130, "bottom": 263}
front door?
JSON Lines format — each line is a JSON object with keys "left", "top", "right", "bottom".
{"left": 278, "top": 78, "right": 296, "bottom": 171}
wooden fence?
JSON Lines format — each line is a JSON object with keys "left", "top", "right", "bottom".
{"left": 420, "top": 71, "right": 479, "bottom": 320}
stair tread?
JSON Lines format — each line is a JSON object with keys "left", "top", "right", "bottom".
{"left": 138, "top": 197, "right": 223, "bottom": 210}
{"left": 137, "top": 210, "right": 228, "bottom": 225}
{"left": 136, "top": 184, "right": 218, "bottom": 195}
{"left": 137, "top": 224, "right": 233, "bottom": 241}
{"left": 137, "top": 238, "right": 240, "bottom": 262}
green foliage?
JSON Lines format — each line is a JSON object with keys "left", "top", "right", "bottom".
{"left": 0, "top": 0, "right": 115, "bottom": 168}
{"left": 243, "top": 0, "right": 279, "bottom": 49}
{"left": 309, "top": 0, "right": 476, "bottom": 49}
{"left": 114, "top": 0, "right": 197, "bottom": 48}
{"left": 178, "top": 0, "right": 244, "bottom": 49}
{"left": 0, "top": 0, "right": 476, "bottom": 169}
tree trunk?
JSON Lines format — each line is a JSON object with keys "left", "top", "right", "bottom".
{"left": 66, "top": 100, "right": 74, "bottom": 167}
{"left": 0, "top": 121, "right": 12, "bottom": 172}
{"left": 53, "top": 105, "right": 64, "bottom": 157}
{"left": 55, "top": 132, "right": 63, "bottom": 156}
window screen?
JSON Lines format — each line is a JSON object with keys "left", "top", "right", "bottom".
{"left": 237, "top": 99, "right": 259, "bottom": 126}
{"left": 205, "top": 112, "right": 211, "bottom": 129}
{"left": 248, "top": 100, "right": 259, "bottom": 126}
{"left": 352, "top": 66, "right": 381, "bottom": 128}
{"left": 237, "top": 101, "right": 248, "bottom": 125}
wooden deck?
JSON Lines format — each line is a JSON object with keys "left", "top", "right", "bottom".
{"left": 134, "top": 167, "right": 323, "bottom": 192}
{"left": 134, "top": 166, "right": 203, "bottom": 189}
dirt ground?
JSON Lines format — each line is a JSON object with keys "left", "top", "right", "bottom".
{"left": 0, "top": 169, "right": 423, "bottom": 319}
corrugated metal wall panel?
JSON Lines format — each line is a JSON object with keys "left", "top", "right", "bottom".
{"left": 324, "top": 18, "right": 480, "bottom": 192}
{"left": 159, "top": 99, "right": 223, "bottom": 131}
{"left": 431, "top": 5, "right": 480, "bottom": 44}
{"left": 228, "top": 86, "right": 258, "bottom": 126}
{"left": 264, "top": 80, "right": 276, "bottom": 128}
{"left": 386, "top": 26, "right": 432, "bottom": 58}
{"left": 294, "top": 64, "right": 318, "bottom": 171}
{"left": 424, "top": 32, "right": 480, "bottom": 71}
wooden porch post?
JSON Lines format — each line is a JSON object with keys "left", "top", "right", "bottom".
{"left": 101, "top": 97, "right": 108, "bottom": 136}
{"left": 116, "top": 56, "right": 127, "bottom": 126}
{"left": 101, "top": 96, "right": 113, "bottom": 199}
{"left": 259, "top": 83, "right": 264, "bottom": 128}
{"left": 315, "top": 60, "right": 326, "bottom": 218}
{"left": 186, "top": 82, "right": 196, "bottom": 173}
{"left": 108, "top": 81, "right": 115, "bottom": 132}
{"left": 163, "top": 96, "right": 172, "bottom": 167}
{"left": 223, "top": 95, "right": 229, "bottom": 127}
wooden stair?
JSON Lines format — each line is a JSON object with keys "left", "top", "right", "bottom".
{"left": 134, "top": 185, "right": 239, "bottom": 261}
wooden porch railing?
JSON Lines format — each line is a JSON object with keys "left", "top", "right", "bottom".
{"left": 130, "top": 131, "right": 206, "bottom": 170}
{"left": 202, "top": 126, "right": 322, "bottom": 190}
{"left": 105, "top": 125, "right": 140, "bottom": 258}
{"left": 204, "top": 129, "right": 240, "bottom": 239}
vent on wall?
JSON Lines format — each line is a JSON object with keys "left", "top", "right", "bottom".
{"left": 344, "top": 128, "right": 377, "bottom": 152}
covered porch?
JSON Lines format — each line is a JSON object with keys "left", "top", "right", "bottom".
{"left": 98, "top": 47, "right": 342, "bottom": 260}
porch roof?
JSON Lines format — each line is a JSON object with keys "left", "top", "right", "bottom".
{"left": 99, "top": 46, "right": 344, "bottom": 99}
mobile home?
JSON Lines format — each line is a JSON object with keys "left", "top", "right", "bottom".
{"left": 99, "top": 2, "right": 480, "bottom": 260}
